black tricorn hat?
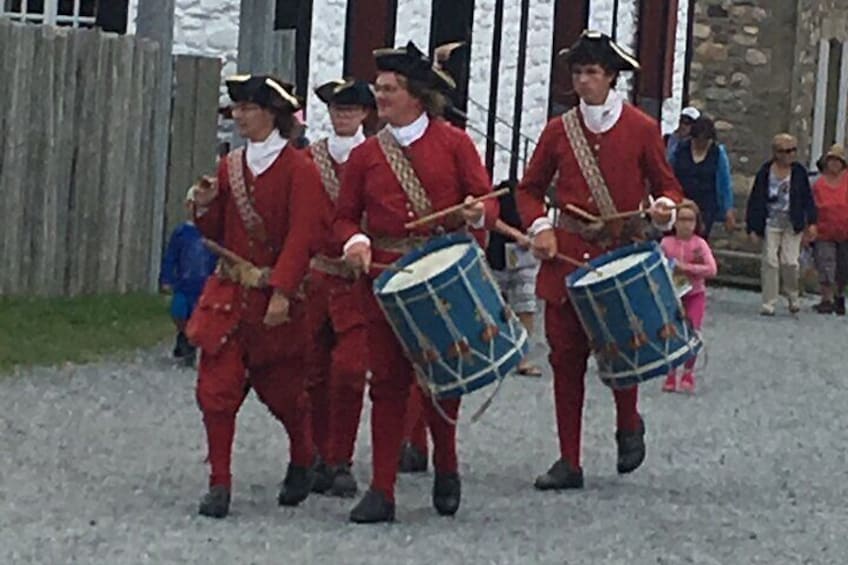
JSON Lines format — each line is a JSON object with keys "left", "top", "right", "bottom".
{"left": 225, "top": 74, "right": 301, "bottom": 112}
{"left": 373, "top": 41, "right": 455, "bottom": 90}
{"left": 558, "top": 30, "right": 640, "bottom": 72}
{"left": 314, "top": 79, "right": 376, "bottom": 107}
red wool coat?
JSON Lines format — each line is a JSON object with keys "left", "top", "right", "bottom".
{"left": 188, "top": 145, "right": 329, "bottom": 365}
{"left": 516, "top": 104, "right": 684, "bottom": 304}
{"left": 334, "top": 118, "right": 497, "bottom": 271}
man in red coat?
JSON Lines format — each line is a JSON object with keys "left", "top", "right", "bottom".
{"left": 187, "top": 74, "right": 329, "bottom": 518}
{"left": 336, "top": 41, "right": 498, "bottom": 523}
{"left": 304, "top": 79, "right": 375, "bottom": 497}
{"left": 516, "top": 31, "right": 683, "bottom": 491}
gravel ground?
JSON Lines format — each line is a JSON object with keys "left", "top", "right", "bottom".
{"left": 2, "top": 288, "right": 847, "bottom": 565}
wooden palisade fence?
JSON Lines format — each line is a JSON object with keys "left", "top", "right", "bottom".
{"left": 0, "top": 19, "right": 220, "bottom": 297}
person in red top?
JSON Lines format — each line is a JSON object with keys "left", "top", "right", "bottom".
{"left": 304, "top": 79, "right": 375, "bottom": 497}
{"left": 187, "top": 75, "right": 329, "bottom": 518}
{"left": 811, "top": 144, "right": 848, "bottom": 315}
{"left": 335, "top": 41, "right": 498, "bottom": 523}
{"left": 516, "top": 31, "right": 682, "bottom": 491}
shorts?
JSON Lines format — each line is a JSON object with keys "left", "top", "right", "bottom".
{"left": 814, "top": 241, "right": 848, "bottom": 287}
{"left": 171, "top": 291, "right": 200, "bottom": 321}
{"left": 492, "top": 244, "right": 540, "bottom": 314}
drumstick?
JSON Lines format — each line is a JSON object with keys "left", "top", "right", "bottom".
{"left": 371, "top": 262, "right": 414, "bottom": 274}
{"left": 203, "top": 238, "right": 250, "bottom": 266}
{"left": 565, "top": 204, "right": 602, "bottom": 223}
{"left": 491, "top": 220, "right": 601, "bottom": 275}
{"left": 403, "top": 188, "right": 510, "bottom": 230}
{"left": 320, "top": 254, "right": 413, "bottom": 274}
{"left": 600, "top": 203, "right": 685, "bottom": 222}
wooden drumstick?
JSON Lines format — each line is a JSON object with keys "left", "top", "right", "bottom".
{"left": 564, "top": 203, "right": 602, "bottom": 223}
{"left": 490, "top": 220, "right": 601, "bottom": 275}
{"left": 319, "top": 254, "right": 414, "bottom": 274}
{"left": 403, "top": 188, "right": 510, "bottom": 230}
{"left": 600, "top": 203, "right": 684, "bottom": 222}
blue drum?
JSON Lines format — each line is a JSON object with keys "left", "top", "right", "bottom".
{"left": 565, "top": 241, "right": 702, "bottom": 389}
{"left": 374, "top": 233, "right": 529, "bottom": 398}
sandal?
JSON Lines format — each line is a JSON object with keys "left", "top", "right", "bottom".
{"left": 517, "top": 363, "right": 543, "bottom": 377}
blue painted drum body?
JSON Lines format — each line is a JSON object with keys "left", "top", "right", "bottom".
{"left": 565, "top": 241, "right": 702, "bottom": 389}
{"left": 374, "top": 233, "right": 529, "bottom": 398}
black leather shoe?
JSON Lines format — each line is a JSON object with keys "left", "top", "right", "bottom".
{"left": 198, "top": 485, "right": 231, "bottom": 518}
{"left": 277, "top": 463, "right": 314, "bottom": 507}
{"left": 329, "top": 464, "right": 358, "bottom": 498}
{"left": 349, "top": 489, "right": 395, "bottom": 523}
{"left": 836, "top": 296, "right": 846, "bottom": 316}
{"left": 533, "top": 459, "right": 584, "bottom": 491}
{"left": 398, "top": 442, "right": 428, "bottom": 473}
{"left": 311, "top": 460, "right": 334, "bottom": 494}
{"left": 616, "top": 416, "right": 646, "bottom": 475}
{"left": 432, "top": 473, "right": 461, "bottom": 516}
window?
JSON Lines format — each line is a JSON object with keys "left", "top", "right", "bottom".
{"left": 2, "top": 0, "right": 99, "bottom": 28}
{"left": 275, "top": 0, "right": 313, "bottom": 100}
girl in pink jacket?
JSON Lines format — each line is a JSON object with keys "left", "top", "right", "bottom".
{"left": 661, "top": 200, "right": 718, "bottom": 393}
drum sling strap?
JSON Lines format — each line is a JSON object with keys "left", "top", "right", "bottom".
{"left": 560, "top": 109, "right": 619, "bottom": 217}
{"left": 311, "top": 138, "right": 341, "bottom": 202}
{"left": 226, "top": 147, "right": 273, "bottom": 249}
{"left": 376, "top": 127, "right": 434, "bottom": 219}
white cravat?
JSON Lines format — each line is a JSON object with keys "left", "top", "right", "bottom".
{"left": 579, "top": 90, "right": 624, "bottom": 134}
{"left": 388, "top": 112, "right": 429, "bottom": 147}
{"left": 328, "top": 126, "right": 366, "bottom": 163}
{"left": 246, "top": 130, "right": 288, "bottom": 176}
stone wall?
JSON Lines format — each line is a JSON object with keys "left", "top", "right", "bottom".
{"left": 691, "top": 0, "right": 848, "bottom": 177}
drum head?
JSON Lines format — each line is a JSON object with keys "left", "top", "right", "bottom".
{"left": 381, "top": 243, "right": 470, "bottom": 293}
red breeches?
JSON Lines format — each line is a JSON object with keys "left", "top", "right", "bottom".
{"left": 196, "top": 327, "right": 314, "bottom": 489}
{"left": 544, "top": 300, "right": 640, "bottom": 469}
{"left": 304, "top": 273, "right": 368, "bottom": 467}
{"left": 367, "top": 317, "right": 459, "bottom": 501}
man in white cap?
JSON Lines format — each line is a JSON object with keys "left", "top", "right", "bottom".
{"left": 666, "top": 106, "right": 701, "bottom": 161}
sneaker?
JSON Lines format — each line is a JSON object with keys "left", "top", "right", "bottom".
{"left": 679, "top": 372, "right": 696, "bottom": 393}
{"left": 662, "top": 372, "right": 677, "bottom": 393}
{"left": 760, "top": 305, "right": 775, "bottom": 316}
{"left": 788, "top": 302, "right": 801, "bottom": 314}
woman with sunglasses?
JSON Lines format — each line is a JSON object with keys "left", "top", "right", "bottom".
{"left": 745, "top": 133, "right": 818, "bottom": 315}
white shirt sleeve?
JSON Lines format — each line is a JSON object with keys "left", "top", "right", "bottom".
{"left": 343, "top": 233, "right": 371, "bottom": 256}
{"left": 650, "top": 196, "right": 677, "bottom": 232}
{"left": 528, "top": 216, "right": 554, "bottom": 237}
{"left": 468, "top": 212, "right": 485, "bottom": 230}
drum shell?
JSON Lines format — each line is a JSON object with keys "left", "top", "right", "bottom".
{"left": 565, "top": 241, "right": 702, "bottom": 388}
{"left": 374, "top": 233, "right": 529, "bottom": 398}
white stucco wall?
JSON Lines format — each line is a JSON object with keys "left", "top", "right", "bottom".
{"left": 467, "top": 0, "right": 496, "bottom": 160}
{"left": 662, "top": 0, "right": 691, "bottom": 134}
{"left": 395, "top": 0, "right": 432, "bottom": 49}
{"left": 615, "top": 0, "right": 639, "bottom": 99}
{"left": 306, "top": 0, "right": 348, "bottom": 140}
{"left": 518, "top": 0, "right": 555, "bottom": 176}
{"left": 491, "top": 0, "right": 522, "bottom": 182}
{"left": 588, "top": 0, "right": 615, "bottom": 36}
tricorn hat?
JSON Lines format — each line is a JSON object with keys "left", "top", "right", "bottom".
{"left": 374, "top": 41, "right": 455, "bottom": 90}
{"left": 225, "top": 74, "right": 301, "bottom": 112}
{"left": 558, "top": 30, "right": 640, "bottom": 72}
{"left": 314, "top": 79, "right": 376, "bottom": 107}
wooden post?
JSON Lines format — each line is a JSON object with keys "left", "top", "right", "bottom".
{"left": 0, "top": 24, "right": 37, "bottom": 295}
{"left": 136, "top": 0, "right": 175, "bottom": 292}
{"left": 237, "top": 0, "right": 276, "bottom": 73}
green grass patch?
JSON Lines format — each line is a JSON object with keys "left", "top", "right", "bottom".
{"left": 0, "top": 293, "right": 173, "bottom": 373}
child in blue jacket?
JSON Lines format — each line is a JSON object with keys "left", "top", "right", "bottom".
{"left": 159, "top": 187, "right": 217, "bottom": 361}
